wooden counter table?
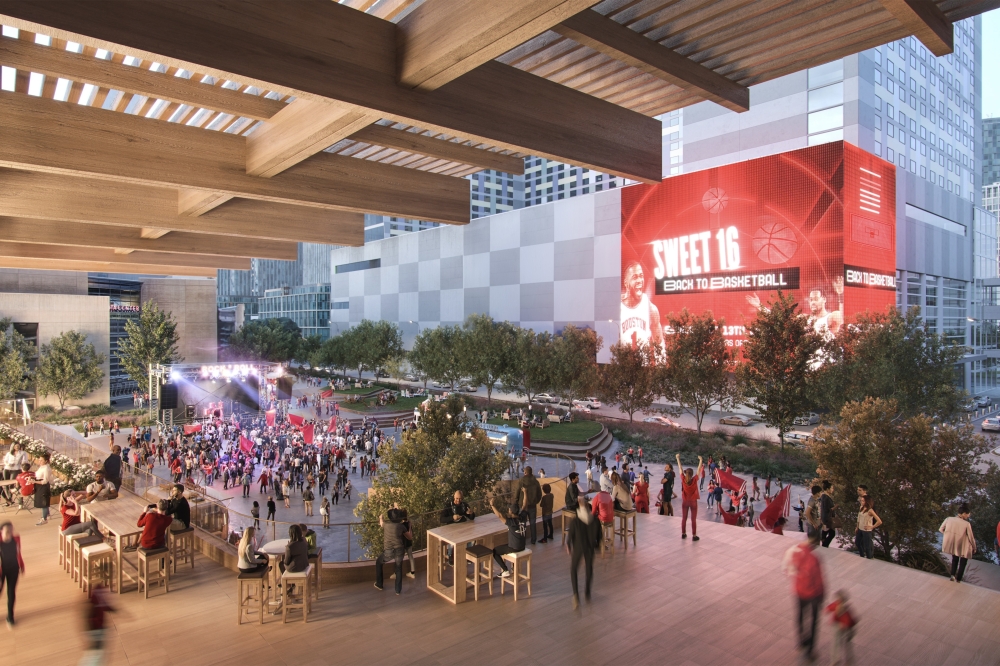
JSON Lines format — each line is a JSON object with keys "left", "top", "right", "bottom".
{"left": 81, "top": 497, "right": 146, "bottom": 593}
{"left": 426, "top": 514, "right": 506, "bottom": 604}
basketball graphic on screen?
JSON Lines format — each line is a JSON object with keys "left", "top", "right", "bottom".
{"left": 702, "top": 188, "right": 728, "bottom": 214}
{"left": 752, "top": 221, "right": 798, "bottom": 264}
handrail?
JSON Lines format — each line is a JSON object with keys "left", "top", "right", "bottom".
{"left": 3, "top": 418, "right": 576, "bottom": 564}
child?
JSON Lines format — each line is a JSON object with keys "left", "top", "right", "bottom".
{"left": 772, "top": 516, "right": 786, "bottom": 535}
{"left": 539, "top": 484, "right": 554, "bottom": 543}
{"left": 320, "top": 496, "right": 330, "bottom": 528}
{"left": 706, "top": 481, "right": 716, "bottom": 508}
{"left": 251, "top": 501, "right": 260, "bottom": 529}
{"left": 794, "top": 498, "right": 806, "bottom": 532}
{"left": 825, "top": 591, "right": 857, "bottom": 665}
{"left": 266, "top": 496, "right": 276, "bottom": 522}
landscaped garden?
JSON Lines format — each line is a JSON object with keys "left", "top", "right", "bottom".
{"left": 485, "top": 417, "right": 603, "bottom": 443}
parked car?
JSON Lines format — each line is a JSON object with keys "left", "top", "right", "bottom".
{"left": 643, "top": 415, "right": 680, "bottom": 427}
{"left": 573, "top": 397, "right": 602, "bottom": 409}
{"left": 719, "top": 414, "right": 752, "bottom": 427}
{"left": 535, "top": 393, "right": 558, "bottom": 403}
{"left": 976, "top": 395, "right": 992, "bottom": 408}
{"left": 793, "top": 412, "right": 820, "bottom": 426}
{"left": 461, "top": 384, "right": 478, "bottom": 392}
{"left": 982, "top": 417, "right": 1000, "bottom": 432}
{"left": 784, "top": 431, "right": 814, "bottom": 444}
{"left": 963, "top": 401, "right": 978, "bottom": 412}
{"left": 404, "top": 373, "right": 417, "bottom": 381}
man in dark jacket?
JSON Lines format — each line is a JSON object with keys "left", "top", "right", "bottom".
{"left": 166, "top": 484, "right": 191, "bottom": 531}
{"left": 516, "top": 466, "right": 542, "bottom": 545}
{"left": 102, "top": 446, "right": 123, "bottom": 492}
{"left": 375, "top": 509, "right": 408, "bottom": 594}
{"left": 567, "top": 501, "right": 601, "bottom": 609}
{"left": 564, "top": 472, "right": 581, "bottom": 511}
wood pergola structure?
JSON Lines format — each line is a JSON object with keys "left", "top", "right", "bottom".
{"left": 0, "top": 0, "right": 995, "bottom": 277}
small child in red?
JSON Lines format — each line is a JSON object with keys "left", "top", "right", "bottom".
{"left": 825, "top": 590, "right": 857, "bottom": 665}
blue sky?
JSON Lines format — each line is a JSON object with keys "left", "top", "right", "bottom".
{"left": 983, "top": 10, "right": 999, "bottom": 118}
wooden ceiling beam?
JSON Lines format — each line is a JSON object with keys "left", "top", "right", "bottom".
{"left": 349, "top": 124, "right": 525, "bottom": 174}
{"left": 0, "top": 0, "right": 661, "bottom": 183}
{"left": 0, "top": 241, "right": 250, "bottom": 270}
{"left": 878, "top": 0, "right": 953, "bottom": 56}
{"left": 0, "top": 170, "right": 365, "bottom": 246}
{"left": 396, "top": 0, "right": 598, "bottom": 90}
{"left": 0, "top": 91, "right": 470, "bottom": 224}
{"left": 0, "top": 256, "right": 218, "bottom": 278}
{"left": 553, "top": 10, "right": 749, "bottom": 113}
{"left": 0, "top": 217, "right": 298, "bottom": 260}
{"left": 0, "top": 34, "right": 286, "bottom": 120}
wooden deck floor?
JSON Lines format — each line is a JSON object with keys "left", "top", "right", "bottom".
{"left": 4, "top": 507, "right": 1000, "bottom": 665}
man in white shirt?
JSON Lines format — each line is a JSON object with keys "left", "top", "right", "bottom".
{"left": 85, "top": 470, "right": 119, "bottom": 503}
{"left": 33, "top": 451, "right": 53, "bottom": 525}
{"left": 2, "top": 444, "right": 27, "bottom": 506}
{"left": 599, "top": 468, "right": 614, "bottom": 494}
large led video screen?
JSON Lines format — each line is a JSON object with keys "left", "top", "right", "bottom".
{"left": 621, "top": 141, "right": 896, "bottom": 352}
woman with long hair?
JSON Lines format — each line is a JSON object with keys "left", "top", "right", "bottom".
{"left": 237, "top": 526, "right": 268, "bottom": 574}
{"left": 0, "top": 521, "right": 25, "bottom": 628}
{"left": 675, "top": 454, "right": 704, "bottom": 541}
{"left": 610, "top": 472, "right": 633, "bottom": 512}
{"left": 631, "top": 472, "right": 650, "bottom": 514}
{"left": 855, "top": 496, "right": 882, "bottom": 559}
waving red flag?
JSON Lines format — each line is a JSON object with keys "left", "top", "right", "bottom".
{"left": 183, "top": 424, "right": 202, "bottom": 435}
{"left": 328, "top": 415, "right": 337, "bottom": 432}
{"left": 240, "top": 434, "right": 254, "bottom": 454}
{"left": 714, "top": 467, "right": 747, "bottom": 495}
{"left": 288, "top": 413, "right": 304, "bottom": 427}
{"left": 755, "top": 484, "right": 791, "bottom": 532}
{"left": 265, "top": 410, "right": 276, "bottom": 427}
{"left": 301, "top": 423, "right": 314, "bottom": 444}
{"left": 320, "top": 389, "right": 334, "bottom": 399}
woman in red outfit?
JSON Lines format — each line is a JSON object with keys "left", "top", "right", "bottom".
{"left": 676, "top": 454, "right": 704, "bottom": 541}
{"left": 632, "top": 475, "right": 650, "bottom": 513}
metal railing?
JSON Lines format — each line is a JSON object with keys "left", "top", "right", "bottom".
{"left": 5, "top": 418, "right": 576, "bottom": 563}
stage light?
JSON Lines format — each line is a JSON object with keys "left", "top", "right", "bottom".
{"left": 170, "top": 371, "right": 180, "bottom": 381}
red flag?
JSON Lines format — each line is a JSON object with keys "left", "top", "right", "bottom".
{"left": 328, "top": 415, "right": 337, "bottom": 431}
{"left": 265, "top": 410, "right": 276, "bottom": 427}
{"left": 240, "top": 435, "right": 254, "bottom": 454}
{"left": 720, "top": 508, "right": 747, "bottom": 526}
{"left": 755, "top": 484, "right": 791, "bottom": 532}
{"left": 320, "top": 389, "right": 334, "bottom": 399}
{"left": 183, "top": 424, "right": 202, "bottom": 435}
{"left": 714, "top": 468, "right": 747, "bottom": 495}
{"left": 301, "top": 423, "right": 314, "bottom": 444}
{"left": 288, "top": 413, "right": 304, "bottom": 427}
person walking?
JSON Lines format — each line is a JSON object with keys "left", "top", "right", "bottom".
{"left": 854, "top": 496, "right": 881, "bottom": 559}
{"left": 567, "top": 501, "right": 600, "bottom": 609}
{"left": 374, "top": 509, "right": 409, "bottom": 595}
{"left": 819, "top": 480, "right": 838, "bottom": 548}
{"left": 825, "top": 590, "right": 857, "bottom": 666}
{"left": 0, "top": 521, "right": 25, "bottom": 628}
{"left": 266, "top": 496, "right": 276, "bottom": 523}
{"left": 302, "top": 484, "right": 315, "bottom": 517}
{"left": 676, "top": 454, "right": 703, "bottom": 541}
{"left": 33, "top": 452, "right": 52, "bottom": 526}
{"left": 940, "top": 503, "right": 976, "bottom": 583}
{"left": 782, "top": 535, "right": 825, "bottom": 663}
{"left": 515, "top": 466, "right": 542, "bottom": 545}
{"left": 320, "top": 496, "right": 330, "bottom": 528}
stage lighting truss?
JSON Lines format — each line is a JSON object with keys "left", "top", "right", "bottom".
{"left": 199, "top": 364, "right": 260, "bottom": 381}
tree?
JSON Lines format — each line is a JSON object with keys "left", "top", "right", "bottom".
{"left": 660, "top": 309, "right": 740, "bottom": 435}
{"left": 314, "top": 334, "right": 350, "bottom": 378}
{"left": 36, "top": 331, "right": 106, "bottom": 410}
{"left": 117, "top": 301, "right": 182, "bottom": 385}
{"left": 811, "top": 398, "right": 989, "bottom": 566}
{"left": 296, "top": 334, "right": 323, "bottom": 366}
{"left": 596, "top": 340, "right": 658, "bottom": 422}
{"left": 502, "top": 328, "right": 555, "bottom": 408}
{"left": 551, "top": 324, "right": 602, "bottom": 408}
{"left": 384, "top": 355, "right": 407, "bottom": 389}
{"left": 359, "top": 320, "right": 404, "bottom": 379}
{"left": 0, "top": 317, "right": 32, "bottom": 400}
{"left": 815, "top": 306, "right": 967, "bottom": 421}
{"left": 354, "top": 396, "right": 507, "bottom": 558}
{"left": 409, "top": 325, "right": 464, "bottom": 388}
{"left": 969, "top": 462, "right": 1000, "bottom": 562}
{"left": 225, "top": 317, "right": 301, "bottom": 363}
{"left": 457, "top": 314, "right": 517, "bottom": 403}
{"left": 738, "top": 292, "right": 823, "bottom": 449}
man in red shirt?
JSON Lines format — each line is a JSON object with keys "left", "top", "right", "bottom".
{"left": 782, "top": 536, "right": 825, "bottom": 662}
{"left": 136, "top": 500, "right": 174, "bottom": 550}
{"left": 590, "top": 489, "right": 614, "bottom": 526}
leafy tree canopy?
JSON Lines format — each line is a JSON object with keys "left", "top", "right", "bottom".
{"left": 0, "top": 317, "right": 32, "bottom": 400}
{"left": 457, "top": 314, "right": 518, "bottom": 403}
{"left": 117, "top": 301, "right": 182, "bottom": 384}
{"left": 36, "top": 330, "right": 106, "bottom": 410}
{"left": 225, "top": 317, "right": 300, "bottom": 363}
{"left": 597, "top": 340, "right": 658, "bottom": 422}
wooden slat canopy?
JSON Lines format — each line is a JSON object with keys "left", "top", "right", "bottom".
{"left": 0, "top": 0, "right": 992, "bottom": 275}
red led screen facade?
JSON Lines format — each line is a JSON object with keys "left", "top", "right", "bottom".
{"left": 620, "top": 141, "right": 896, "bottom": 351}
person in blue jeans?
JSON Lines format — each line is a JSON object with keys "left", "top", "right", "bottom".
{"left": 374, "top": 509, "right": 410, "bottom": 595}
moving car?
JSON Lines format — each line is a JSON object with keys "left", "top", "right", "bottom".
{"left": 404, "top": 373, "right": 417, "bottom": 381}
{"left": 793, "top": 412, "right": 820, "bottom": 426}
{"left": 719, "top": 414, "right": 753, "bottom": 426}
{"left": 643, "top": 415, "right": 680, "bottom": 427}
{"left": 460, "top": 384, "right": 478, "bottom": 392}
{"left": 976, "top": 395, "right": 992, "bottom": 408}
{"left": 982, "top": 417, "right": 1000, "bottom": 432}
{"left": 534, "top": 393, "right": 558, "bottom": 403}
{"left": 573, "top": 397, "right": 602, "bottom": 409}
{"left": 784, "top": 431, "right": 814, "bottom": 444}
{"left": 963, "top": 401, "right": 978, "bottom": 412}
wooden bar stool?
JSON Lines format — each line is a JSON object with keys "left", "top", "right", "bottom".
{"left": 72, "top": 535, "right": 105, "bottom": 584}
{"left": 560, "top": 508, "right": 576, "bottom": 546}
{"left": 80, "top": 543, "right": 115, "bottom": 594}
{"left": 168, "top": 527, "right": 195, "bottom": 573}
{"left": 63, "top": 532, "right": 97, "bottom": 573}
{"left": 307, "top": 547, "right": 323, "bottom": 595}
{"left": 237, "top": 568, "right": 268, "bottom": 625}
{"left": 281, "top": 565, "right": 313, "bottom": 623}
{"left": 500, "top": 549, "right": 532, "bottom": 600}
{"left": 138, "top": 547, "right": 170, "bottom": 598}
{"left": 614, "top": 509, "right": 637, "bottom": 549}
{"left": 464, "top": 545, "right": 493, "bottom": 601}
{"left": 600, "top": 522, "right": 615, "bottom": 558}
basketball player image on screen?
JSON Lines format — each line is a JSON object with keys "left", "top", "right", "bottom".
{"left": 620, "top": 261, "right": 663, "bottom": 348}
{"left": 745, "top": 276, "right": 844, "bottom": 339}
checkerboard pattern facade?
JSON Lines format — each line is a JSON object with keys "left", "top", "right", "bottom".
{"left": 330, "top": 189, "right": 622, "bottom": 360}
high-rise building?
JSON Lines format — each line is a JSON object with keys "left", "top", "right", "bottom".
{"left": 982, "top": 117, "right": 1000, "bottom": 188}
{"left": 363, "top": 214, "right": 440, "bottom": 242}
{"left": 984, "top": 182, "right": 1000, "bottom": 215}
{"left": 258, "top": 284, "right": 332, "bottom": 340}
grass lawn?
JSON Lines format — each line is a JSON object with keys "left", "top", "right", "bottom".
{"left": 486, "top": 418, "right": 603, "bottom": 443}
{"left": 341, "top": 395, "right": 426, "bottom": 413}
{"left": 329, "top": 383, "right": 394, "bottom": 396}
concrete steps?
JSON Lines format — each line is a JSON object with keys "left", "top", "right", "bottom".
{"left": 528, "top": 424, "right": 614, "bottom": 459}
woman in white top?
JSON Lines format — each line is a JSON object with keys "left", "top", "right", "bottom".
{"left": 940, "top": 502, "right": 976, "bottom": 583}
{"left": 237, "top": 526, "right": 268, "bottom": 574}
{"left": 610, "top": 472, "right": 634, "bottom": 512}
{"left": 854, "top": 496, "right": 882, "bottom": 559}
{"left": 2, "top": 445, "right": 26, "bottom": 506}
{"left": 33, "top": 452, "right": 52, "bottom": 525}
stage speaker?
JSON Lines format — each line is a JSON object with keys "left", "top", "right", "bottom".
{"left": 276, "top": 376, "right": 293, "bottom": 401}
{"left": 185, "top": 405, "right": 195, "bottom": 419}
{"left": 160, "top": 383, "right": 178, "bottom": 410}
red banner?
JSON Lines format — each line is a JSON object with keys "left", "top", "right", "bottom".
{"left": 239, "top": 435, "right": 254, "bottom": 454}
{"left": 288, "top": 413, "right": 304, "bottom": 427}
{"left": 714, "top": 468, "right": 747, "bottom": 495}
{"left": 301, "top": 423, "right": 314, "bottom": 444}
{"left": 183, "top": 424, "right": 202, "bottom": 435}
{"left": 328, "top": 415, "right": 337, "bottom": 432}
{"left": 754, "top": 484, "right": 791, "bottom": 532}
{"left": 265, "top": 410, "right": 276, "bottom": 427}
{"left": 320, "top": 389, "right": 334, "bottom": 399}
